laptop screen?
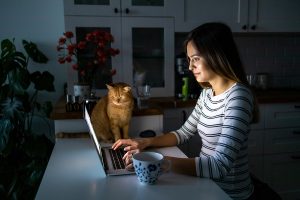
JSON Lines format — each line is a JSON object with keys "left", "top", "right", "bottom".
{"left": 84, "top": 107, "right": 105, "bottom": 167}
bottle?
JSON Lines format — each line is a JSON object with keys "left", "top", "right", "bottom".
{"left": 65, "top": 94, "right": 73, "bottom": 112}
{"left": 182, "top": 77, "right": 189, "bottom": 101}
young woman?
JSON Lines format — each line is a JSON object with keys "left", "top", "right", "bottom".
{"left": 113, "top": 22, "right": 258, "bottom": 200}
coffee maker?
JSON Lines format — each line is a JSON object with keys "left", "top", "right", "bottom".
{"left": 175, "top": 53, "right": 201, "bottom": 99}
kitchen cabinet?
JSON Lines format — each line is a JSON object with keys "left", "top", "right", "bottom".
{"left": 176, "top": 0, "right": 300, "bottom": 32}
{"left": 248, "top": 0, "right": 300, "bottom": 32}
{"left": 64, "top": 0, "right": 183, "bottom": 18}
{"left": 64, "top": 1, "right": 176, "bottom": 97}
{"left": 262, "top": 103, "right": 300, "bottom": 200}
{"left": 248, "top": 103, "right": 300, "bottom": 200}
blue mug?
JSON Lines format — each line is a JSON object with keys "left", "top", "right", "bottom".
{"left": 133, "top": 152, "right": 170, "bottom": 185}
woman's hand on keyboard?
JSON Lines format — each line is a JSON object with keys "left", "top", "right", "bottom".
{"left": 112, "top": 138, "right": 150, "bottom": 171}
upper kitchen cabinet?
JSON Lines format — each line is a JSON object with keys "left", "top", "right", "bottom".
{"left": 176, "top": 0, "right": 300, "bottom": 33}
{"left": 175, "top": 0, "right": 248, "bottom": 32}
{"left": 63, "top": 0, "right": 183, "bottom": 18}
{"left": 248, "top": 0, "right": 300, "bottom": 32}
{"left": 64, "top": 1, "right": 176, "bottom": 97}
{"left": 122, "top": 17, "right": 174, "bottom": 97}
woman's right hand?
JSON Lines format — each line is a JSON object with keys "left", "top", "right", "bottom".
{"left": 112, "top": 138, "right": 151, "bottom": 170}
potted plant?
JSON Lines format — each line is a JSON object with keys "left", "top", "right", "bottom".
{"left": 0, "top": 38, "right": 55, "bottom": 199}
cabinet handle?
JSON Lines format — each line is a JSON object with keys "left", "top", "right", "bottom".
{"left": 114, "top": 8, "right": 119, "bottom": 13}
{"left": 291, "top": 155, "right": 300, "bottom": 160}
{"left": 251, "top": 25, "right": 256, "bottom": 30}
{"left": 294, "top": 105, "right": 300, "bottom": 109}
{"left": 242, "top": 25, "right": 247, "bottom": 30}
{"left": 125, "top": 8, "right": 130, "bottom": 14}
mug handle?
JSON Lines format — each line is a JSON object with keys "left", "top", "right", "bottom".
{"left": 159, "top": 159, "right": 171, "bottom": 175}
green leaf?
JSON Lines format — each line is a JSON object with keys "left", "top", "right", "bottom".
{"left": 8, "top": 68, "right": 30, "bottom": 95}
{"left": 1, "top": 39, "right": 16, "bottom": 59}
{"left": 0, "top": 118, "right": 12, "bottom": 152}
{"left": 0, "top": 62, "right": 5, "bottom": 85}
{"left": 30, "top": 71, "right": 55, "bottom": 92}
{"left": 22, "top": 40, "right": 48, "bottom": 63}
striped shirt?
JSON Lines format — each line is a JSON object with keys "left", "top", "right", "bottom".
{"left": 173, "top": 83, "right": 254, "bottom": 200}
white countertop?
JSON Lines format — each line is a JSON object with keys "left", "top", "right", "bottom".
{"left": 35, "top": 138, "right": 231, "bottom": 200}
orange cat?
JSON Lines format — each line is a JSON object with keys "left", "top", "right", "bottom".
{"left": 91, "top": 82, "right": 134, "bottom": 143}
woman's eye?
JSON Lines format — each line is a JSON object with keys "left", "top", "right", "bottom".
{"left": 192, "top": 57, "right": 200, "bottom": 63}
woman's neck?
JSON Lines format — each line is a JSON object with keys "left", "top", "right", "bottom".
{"left": 211, "top": 79, "right": 236, "bottom": 96}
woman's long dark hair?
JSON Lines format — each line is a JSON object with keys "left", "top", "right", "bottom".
{"left": 184, "top": 22, "right": 259, "bottom": 123}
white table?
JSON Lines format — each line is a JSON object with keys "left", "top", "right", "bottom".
{"left": 36, "top": 139, "right": 232, "bottom": 200}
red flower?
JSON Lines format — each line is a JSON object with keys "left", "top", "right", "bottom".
{"left": 58, "top": 37, "right": 66, "bottom": 45}
{"left": 67, "top": 44, "right": 76, "bottom": 54}
{"left": 85, "top": 33, "right": 93, "bottom": 42}
{"left": 65, "top": 55, "right": 72, "bottom": 63}
{"left": 77, "top": 41, "right": 86, "bottom": 49}
{"left": 57, "top": 30, "right": 120, "bottom": 84}
{"left": 64, "top": 31, "right": 74, "bottom": 38}
{"left": 72, "top": 63, "right": 78, "bottom": 70}
{"left": 58, "top": 57, "right": 65, "bottom": 64}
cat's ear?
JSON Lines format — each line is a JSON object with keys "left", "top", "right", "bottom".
{"left": 123, "top": 86, "right": 131, "bottom": 92}
{"left": 106, "top": 84, "right": 113, "bottom": 90}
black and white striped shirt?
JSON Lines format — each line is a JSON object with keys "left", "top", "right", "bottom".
{"left": 173, "top": 83, "right": 254, "bottom": 200}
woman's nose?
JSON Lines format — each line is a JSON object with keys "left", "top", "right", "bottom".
{"left": 188, "top": 63, "right": 195, "bottom": 71}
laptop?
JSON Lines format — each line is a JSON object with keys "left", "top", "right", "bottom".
{"left": 84, "top": 107, "right": 135, "bottom": 176}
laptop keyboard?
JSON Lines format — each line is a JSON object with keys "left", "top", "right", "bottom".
{"left": 109, "top": 148, "right": 126, "bottom": 169}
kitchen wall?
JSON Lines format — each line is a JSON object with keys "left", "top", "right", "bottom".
{"left": 235, "top": 34, "right": 300, "bottom": 89}
{"left": 0, "top": 0, "right": 65, "bottom": 104}
{"left": 176, "top": 33, "right": 300, "bottom": 89}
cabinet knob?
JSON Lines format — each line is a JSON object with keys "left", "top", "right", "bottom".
{"left": 251, "top": 25, "right": 256, "bottom": 30}
{"left": 242, "top": 25, "right": 247, "bottom": 30}
{"left": 125, "top": 8, "right": 130, "bottom": 14}
{"left": 114, "top": 8, "right": 119, "bottom": 13}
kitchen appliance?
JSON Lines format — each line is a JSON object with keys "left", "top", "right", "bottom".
{"left": 175, "top": 53, "right": 201, "bottom": 99}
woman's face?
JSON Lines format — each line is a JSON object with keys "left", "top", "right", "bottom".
{"left": 186, "top": 41, "right": 216, "bottom": 83}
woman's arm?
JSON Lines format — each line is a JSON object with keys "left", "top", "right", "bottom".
{"left": 166, "top": 156, "right": 197, "bottom": 176}
{"left": 112, "top": 132, "right": 178, "bottom": 152}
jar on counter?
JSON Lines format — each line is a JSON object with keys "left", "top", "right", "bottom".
{"left": 256, "top": 73, "right": 269, "bottom": 90}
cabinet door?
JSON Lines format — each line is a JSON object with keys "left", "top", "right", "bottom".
{"left": 129, "top": 115, "right": 163, "bottom": 138}
{"left": 121, "top": 0, "right": 183, "bottom": 17}
{"left": 64, "top": 0, "right": 121, "bottom": 16}
{"left": 175, "top": 0, "right": 249, "bottom": 32}
{"left": 264, "top": 128, "right": 300, "bottom": 154}
{"left": 163, "top": 107, "right": 193, "bottom": 132}
{"left": 249, "top": 0, "right": 300, "bottom": 32}
{"left": 64, "top": 0, "right": 182, "bottom": 17}
{"left": 122, "top": 17, "right": 174, "bottom": 97}
{"left": 64, "top": 16, "right": 123, "bottom": 96}
{"left": 264, "top": 153, "right": 300, "bottom": 200}
{"left": 265, "top": 103, "right": 300, "bottom": 129}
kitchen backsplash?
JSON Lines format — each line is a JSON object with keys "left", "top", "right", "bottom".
{"left": 175, "top": 33, "right": 300, "bottom": 89}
